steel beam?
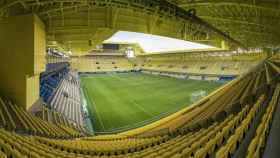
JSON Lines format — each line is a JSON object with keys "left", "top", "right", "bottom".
{"left": 1, "top": 0, "right": 245, "bottom": 48}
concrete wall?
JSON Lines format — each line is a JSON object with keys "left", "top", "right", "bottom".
{"left": 0, "top": 14, "right": 46, "bottom": 109}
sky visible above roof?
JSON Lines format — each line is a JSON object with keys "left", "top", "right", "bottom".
{"left": 104, "top": 31, "right": 216, "bottom": 53}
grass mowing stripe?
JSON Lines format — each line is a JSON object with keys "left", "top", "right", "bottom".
{"left": 83, "top": 85, "right": 105, "bottom": 131}
{"left": 81, "top": 73, "right": 223, "bottom": 133}
{"left": 108, "top": 74, "right": 155, "bottom": 117}
{"left": 129, "top": 100, "right": 154, "bottom": 117}
{"left": 88, "top": 91, "right": 106, "bottom": 130}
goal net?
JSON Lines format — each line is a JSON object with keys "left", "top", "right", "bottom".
{"left": 190, "top": 90, "right": 207, "bottom": 103}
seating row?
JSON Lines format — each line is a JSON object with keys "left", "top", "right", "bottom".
{"left": 0, "top": 97, "right": 80, "bottom": 138}
{"left": 50, "top": 71, "right": 84, "bottom": 128}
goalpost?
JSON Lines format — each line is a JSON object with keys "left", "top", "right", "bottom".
{"left": 190, "top": 90, "right": 207, "bottom": 103}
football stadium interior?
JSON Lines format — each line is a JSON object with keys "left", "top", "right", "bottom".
{"left": 0, "top": 0, "right": 280, "bottom": 158}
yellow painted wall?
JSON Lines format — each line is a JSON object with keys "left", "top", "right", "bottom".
{"left": 34, "top": 15, "right": 46, "bottom": 74}
{"left": 26, "top": 75, "right": 40, "bottom": 107}
{"left": 221, "top": 40, "right": 229, "bottom": 50}
{"left": 0, "top": 14, "right": 46, "bottom": 109}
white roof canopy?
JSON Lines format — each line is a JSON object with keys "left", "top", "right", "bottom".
{"left": 104, "top": 31, "right": 216, "bottom": 53}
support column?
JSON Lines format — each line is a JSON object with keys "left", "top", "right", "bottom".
{"left": 221, "top": 40, "right": 229, "bottom": 50}
{"left": 0, "top": 14, "right": 46, "bottom": 110}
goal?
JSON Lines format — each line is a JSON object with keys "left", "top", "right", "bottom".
{"left": 190, "top": 90, "right": 207, "bottom": 103}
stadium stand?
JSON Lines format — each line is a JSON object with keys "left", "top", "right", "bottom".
{"left": 246, "top": 84, "right": 280, "bottom": 158}
{"left": 0, "top": 1, "right": 279, "bottom": 157}
{"left": 39, "top": 60, "right": 86, "bottom": 132}
{"left": 0, "top": 57, "right": 278, "bottom": 158}
{"left": 141, "top": 60, "right": 255, "bottom": 76}
{"left": 69, "top": 52, "right": 265, "bottom": 84}
{"left": 34, "top": 106, "right": 86, "bottom": 134}
{"left": 46, "top": 49, "right": 70, "bottom": 64}
{"left": 0, "top": 80, "right": 277, "bottom": 158}
{"left": 138, "top": 52, "right": 264, "bottom": 78}
{"left": 0, "top": 97, "right": 82, "bottom": 138}
{"left": 71, "top": 55, "right": 133, "bottom": 73}
{"left": 40, "top": 63, "right": 69, "bottom": 102}
{"left": 49, "top": 71, "right": 84, "bottom": 127}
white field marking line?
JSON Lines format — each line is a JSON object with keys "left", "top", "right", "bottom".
{"left": 91, "top": 100, "right": 105, "bottom": 130}
{"left": 86, "top": 89, "right": 105, "bottom": 131}
{"left": 130, "top": 100, "right": 154, "bottom": 117}
{"left": 111, "top": 74, "right": 154, "bottom": 117}
{"left": 112, "top": 74, "right": 158, "bottom": 117}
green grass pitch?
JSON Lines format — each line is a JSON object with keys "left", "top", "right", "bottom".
{"left": 81, "top": 73, "right": 223, "bottom": 133}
